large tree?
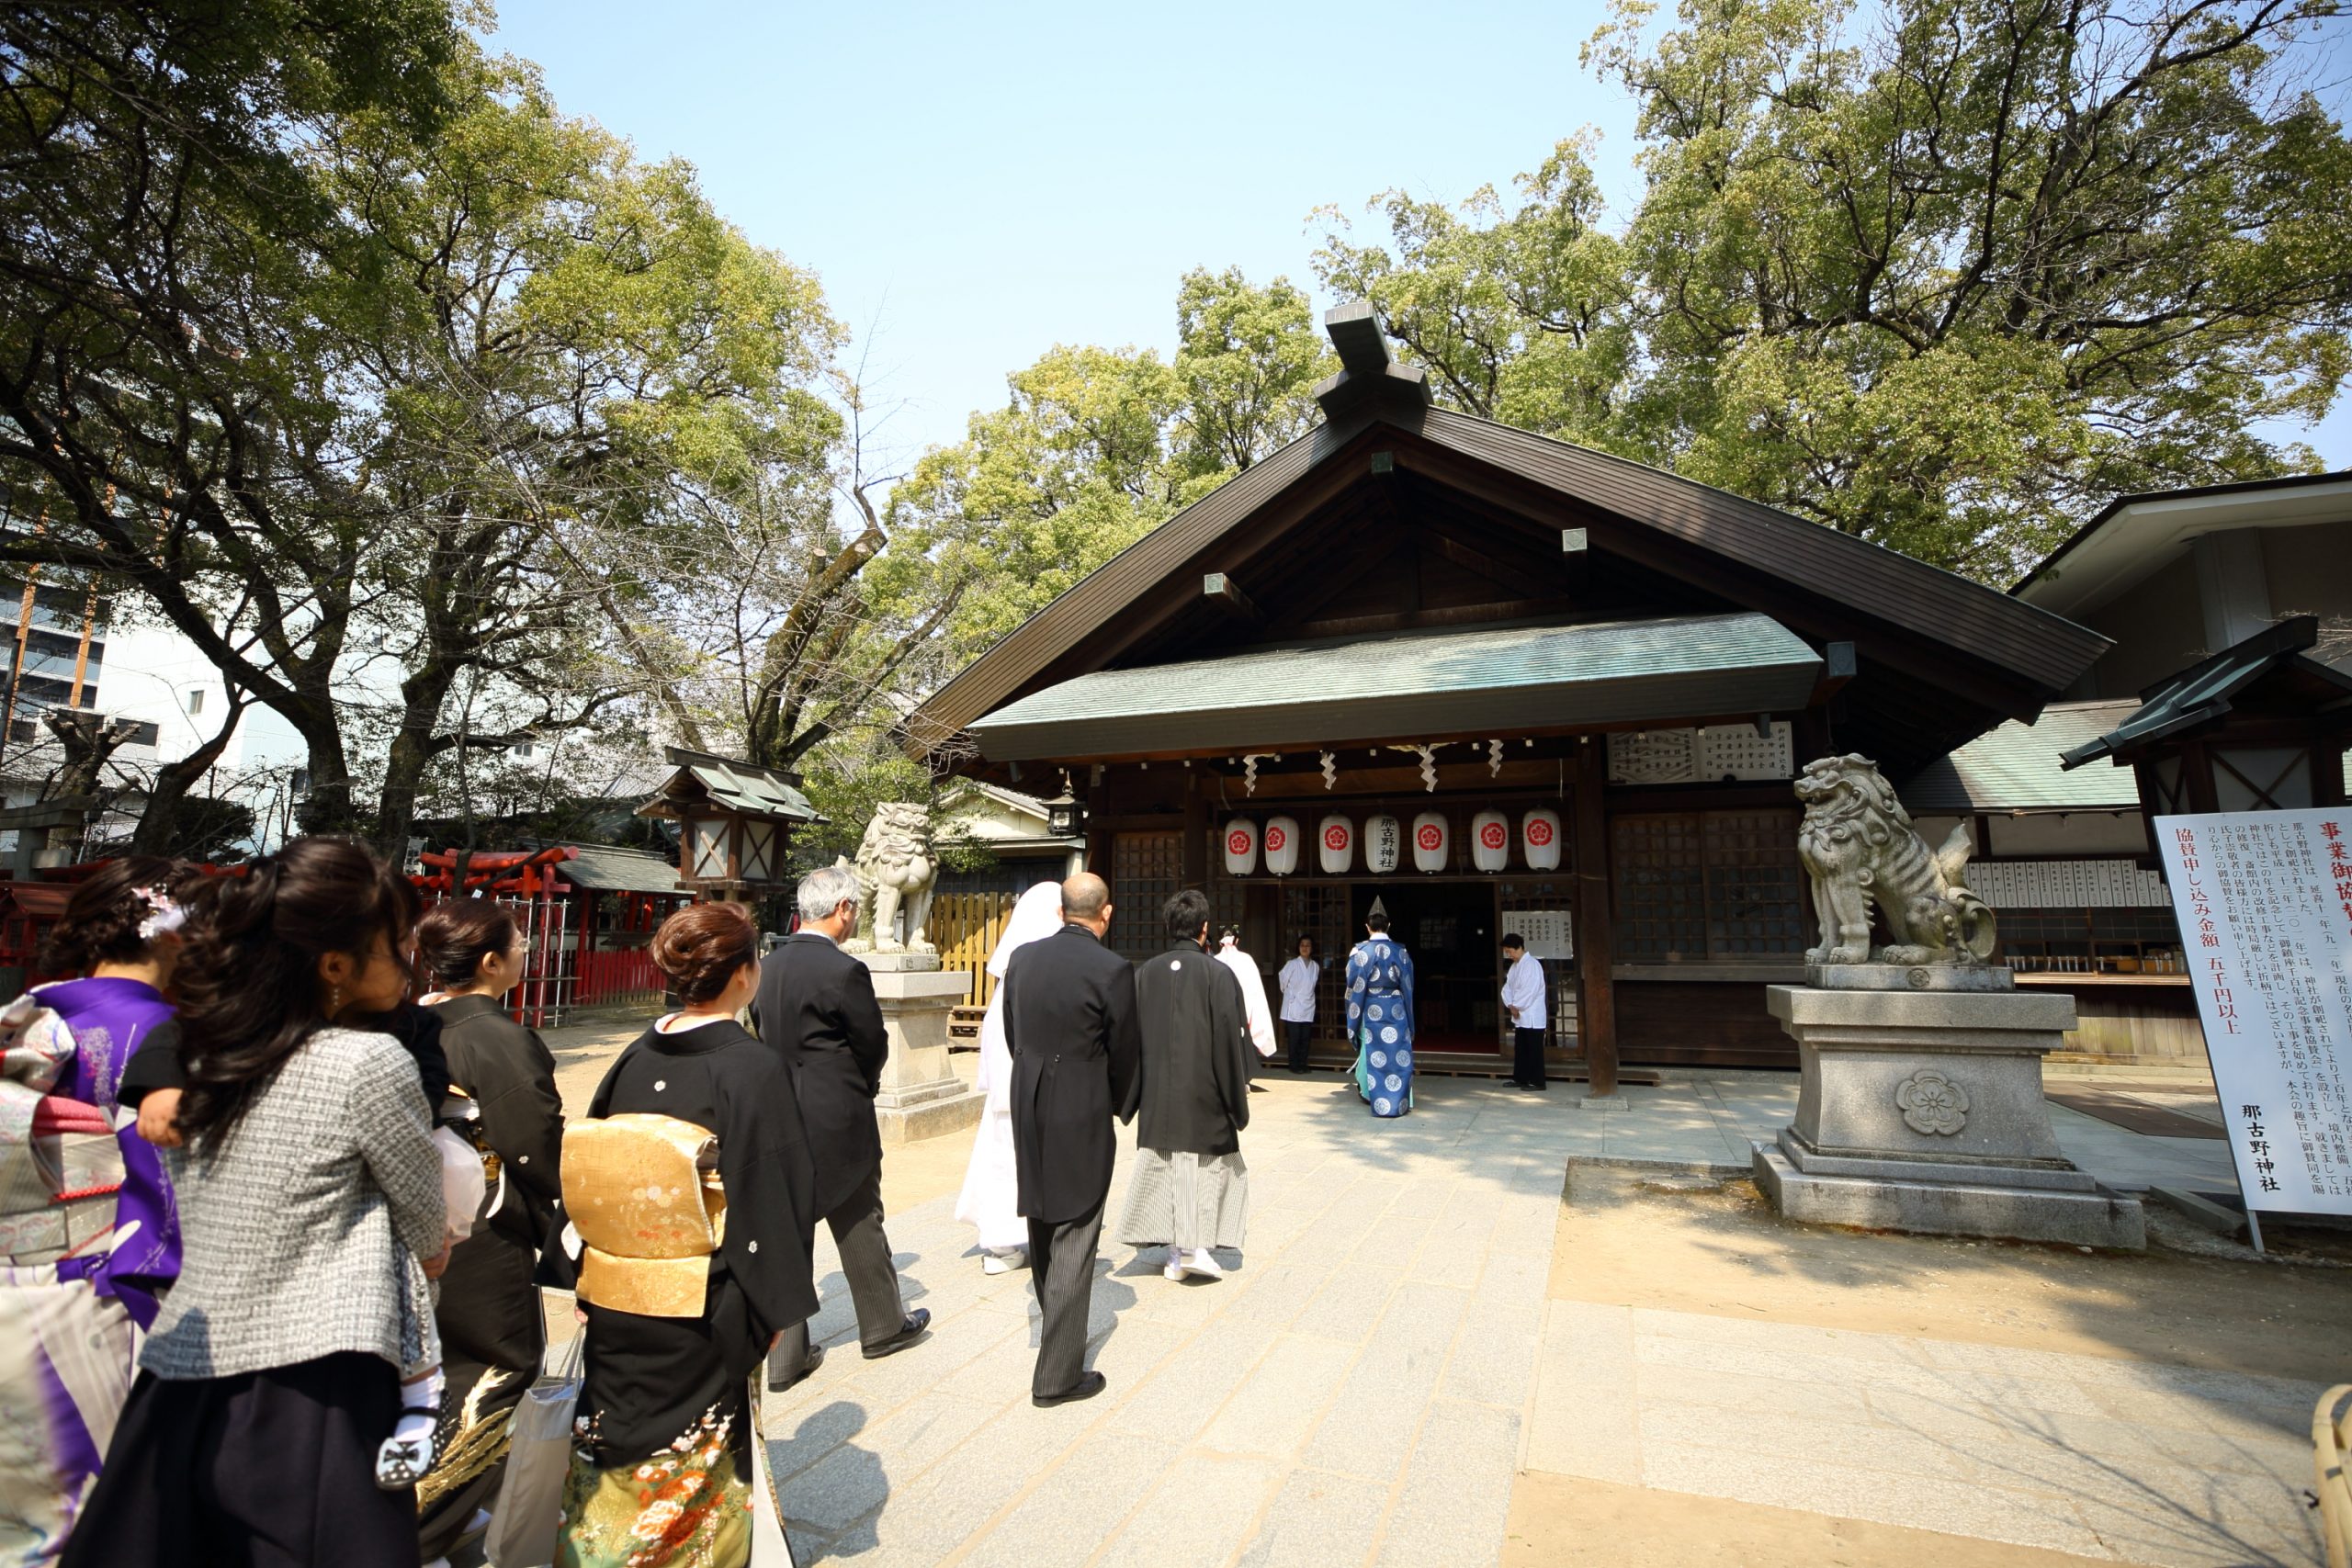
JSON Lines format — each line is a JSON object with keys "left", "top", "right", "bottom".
{"left": 0, "top": 0, "right": 460, "bottom": 846}
{"left": 1318, "top": 0, "right": 2352, "bottom": 578}
{"left": 315, "top": 46, "right": 843, "bottom": 852}
{"left": 3, "top": 22, "right": 852, "bottom": 855}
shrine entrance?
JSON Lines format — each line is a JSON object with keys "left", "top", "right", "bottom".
{"left": 1353, "top": 880, "right": 1500, "bottom": 1053}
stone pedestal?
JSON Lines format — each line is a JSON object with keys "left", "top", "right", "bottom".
{"left": 860, "top": 953, "right": 985, "bottom": 1146}
{"left": 1753, "top": 976, "right": 2145, "bottom": 1248}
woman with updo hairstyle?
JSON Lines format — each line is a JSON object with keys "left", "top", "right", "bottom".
{"left": 2, "top": 856, "right": 197, "bottom": 1559}
{"left": 410, "top": 897, "right": 565, "bottom": 1564}
{"left": 542, "top": 899, "right": 816, "bottom": 1566}
{"left": 62, "top": 837, "right": 448, "bottom": 1568}
{"left": 30, "top": 855, "right": 198, "bottom": 1327}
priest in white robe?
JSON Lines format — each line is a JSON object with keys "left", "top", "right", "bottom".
{"left": 1500, "top": 932, "right": 1547, "bottom": 1090}
{"left": 956, "top": 882, "right": 1066, "bottom": 1272}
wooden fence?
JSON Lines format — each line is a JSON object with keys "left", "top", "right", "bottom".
{"left": 931, "top": 889, "right": 1018, "bottom": 1008}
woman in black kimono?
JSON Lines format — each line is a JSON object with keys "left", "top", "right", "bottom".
{"left": 548, "top": 901, "right": 818, "bottom": 1568}
{"left": 415, "top": 898, "right": 565, "bottom": 1563}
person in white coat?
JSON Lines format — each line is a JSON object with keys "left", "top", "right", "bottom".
{"left": 1216, "top": 927, "right": 1276, "bottom": 1094}
{"left": 956, "top": 882, "right": 1065, "bottom": 1272}
{"left": 1500, "top": 932, "right": 1548, "bottom": 1090}
{"left": 1277, "top": 935, "right": 1321, "bottom": 1073}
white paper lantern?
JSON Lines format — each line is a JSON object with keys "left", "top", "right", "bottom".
{"left": 1222, "top": 818, "right": 1258, "bottom": 876}
{"left": 1471, "top": 809, "right": 1510, "bottom": 873}
{"left": 1317, "top": 814, "right": 1354, "bottom": 874}
{"left": 1263, "top": 815, "right": 1301, "bottom": 876}
{"left": 1410, "top": 811, "right": 1450, "bottom": 874}
{"left": 1365, "top": 814, "right": 1402, "bottom": 874}
{"left": 1523, "top": 807, "right": 1563, "bottom": 871}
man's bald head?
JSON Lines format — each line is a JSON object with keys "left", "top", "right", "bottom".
{"left": 1061, "top": 872, "right": 1110, "bottom": 920}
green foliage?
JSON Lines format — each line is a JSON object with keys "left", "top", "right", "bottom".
{"left": 2, "top": 16, "right": 856, "bottom": 854}
{"left": 1317, "top": 0, "right": 2352, "bottom": 580}
{"left": 0, "top": 0, "right": 469, "bottom": 842}
{"left": 889, "top": 268, "right": 1334, "bottom": 660}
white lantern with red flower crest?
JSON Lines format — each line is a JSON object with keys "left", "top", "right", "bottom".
{"left": 1410, "top": 811, "right": 1449, "bottom": 874}
{"left": 1262, "top": 815, "right": 1300, "bottom": 876}
{"left": 1522, "top": 807, "right": 1563, "bottom": 871}
{"left": 1317, "top": 815, "right": 1353, "bottom": 874}
{"left": 1470, "top": 809, "right": 1510, "bottom": 872}
{"left": 1222, "top": 818, "right": 1259, "bottom": 876}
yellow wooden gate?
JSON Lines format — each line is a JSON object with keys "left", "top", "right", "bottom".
{"left": 931, "top": 890, "right": 1017, "bottom": 1008}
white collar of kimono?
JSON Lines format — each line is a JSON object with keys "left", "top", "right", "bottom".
{"left": 987, "top": 881, "right": 1069, "bottom": 977}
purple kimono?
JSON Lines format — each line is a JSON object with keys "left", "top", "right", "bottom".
{"left": 39, "top": 977, "right": 181, "bottom": 1327}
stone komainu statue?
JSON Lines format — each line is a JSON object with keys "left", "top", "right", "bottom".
{"left": 839, "top": 801, "right": 939, "bottom": 955}
{"left": 1795, "top": 754, "right": 1996, "bottom": 966}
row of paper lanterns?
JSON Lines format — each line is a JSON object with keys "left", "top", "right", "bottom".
{"left": 1223, "top": 809, "right": 1563, "bottom": 876}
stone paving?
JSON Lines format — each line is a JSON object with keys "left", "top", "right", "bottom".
{"left": 1552, "top": 1071, "right": 2239, "bottom": 1196}
{"left": 1528, "top": 1299, "right": 2329, "bottom": 1567}
{"left": 762, "top": 1073, "right": 1565, "bottom": 1567}
{"left": 760, "top": 1067, "right": 2298, "bottom": 1568}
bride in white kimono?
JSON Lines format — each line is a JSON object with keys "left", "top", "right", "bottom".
{"left": 955, "top": 882, "right": 1067, "bottom": 1273}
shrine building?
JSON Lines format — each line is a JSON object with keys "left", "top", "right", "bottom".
{"left": 909, "top": 305, "right": 2109, "bottom": 1087}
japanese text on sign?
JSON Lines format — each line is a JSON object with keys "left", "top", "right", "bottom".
{"left": 2154, "top": 810, "right": 2352, "bottom": 1215}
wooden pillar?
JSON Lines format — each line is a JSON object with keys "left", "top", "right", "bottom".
{"left": 1573, "top": 737, "right": 1619, "bottom": 1097}
{"left": 1181, "top": 772, "right": 1209, "bottom": 891}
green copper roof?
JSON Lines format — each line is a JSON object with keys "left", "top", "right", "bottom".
{"left": 638, "top": 746, "right": 820, "bottom": 823}
{"left": 966, "top": 612, "right": 1823, "bottom": 762}
{"left": 1902, "top": 701, "right": 2143, "bottom": 811}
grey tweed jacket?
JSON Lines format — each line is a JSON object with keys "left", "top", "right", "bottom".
{"left": 141, "top": 1026, "right": 445, "bottom": 1381}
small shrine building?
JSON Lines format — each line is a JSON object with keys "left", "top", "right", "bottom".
{"left": 910, "top": 306, "right": 2107, "bottom": 1087}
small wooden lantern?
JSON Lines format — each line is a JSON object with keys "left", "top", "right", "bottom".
{"left": 638, "top": 747, "right": 822, "bottom": 899}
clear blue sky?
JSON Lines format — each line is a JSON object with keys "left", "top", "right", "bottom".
{"left": 487, "top": 0, "right": 2352, "bottom": 487}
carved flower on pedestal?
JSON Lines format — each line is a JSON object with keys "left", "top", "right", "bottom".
{"left": 1894, "top": 1069, "right": 1969, "bottom": 1135}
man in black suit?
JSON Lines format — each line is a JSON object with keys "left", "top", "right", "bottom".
{"left": 1001, "top": 871, "right": 1140, "bottom": 1407}
{"left": 759, "top": 863, "right": 929, "bottom": 1389}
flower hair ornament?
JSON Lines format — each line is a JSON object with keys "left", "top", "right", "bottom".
{"left": 133, "top": 886, "right": 188, "bottom": 943}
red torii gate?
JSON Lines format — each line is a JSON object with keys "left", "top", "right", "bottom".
{"left": 412, "top": 847, "right": 580, "bottom": 1028}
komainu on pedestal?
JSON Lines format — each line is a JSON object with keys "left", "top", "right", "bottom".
{"left": 840, "top": 802, "right": 939, "bottom": 956}
{"left": 1755, "top": 755, "right": 2144, "bottom": 1249}
{"left": 1796, "top": 753, "right": 1996, "bottom": 967}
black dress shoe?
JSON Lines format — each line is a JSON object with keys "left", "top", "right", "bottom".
{"left": 1032, "top": 1371, "right": 1107, "bottom": 1408}
{"left": 1248, "top": 1083, "right": 1268, "bottom": 1093}
{"left": 862, "top": 1308, "right": 932, "bottom": 1359}
{"left": 767, "top": 1344, "right": 824, "bottom": 1391}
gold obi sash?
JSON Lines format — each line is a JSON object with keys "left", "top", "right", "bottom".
{"left": 562, "top": 1113, "right": 729, "bottom": 1318}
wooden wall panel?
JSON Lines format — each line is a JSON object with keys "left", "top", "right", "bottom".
{"left": 1616, "top": 981, "right": 1795, "bottom": 1068}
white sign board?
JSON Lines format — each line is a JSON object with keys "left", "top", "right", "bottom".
{"left": 1513, "top": 909, "right": 1574, "bottom": 963}
{"left": 2154, "top": 810, "right": 2352, "bottom": 1215}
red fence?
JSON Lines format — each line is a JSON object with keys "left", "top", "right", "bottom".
{"left": 576, "top": 946, "right": 662, "bottom": 1010}
{"left": 0, "top": 850, "right": 682, "bottom": 1030}
{"left": 413, "top": 847, "right": 683, "bottom": 1029}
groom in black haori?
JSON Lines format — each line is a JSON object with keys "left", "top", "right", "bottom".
{"left": 1000, "top": 873, "right": 1140, "bottom": 1406}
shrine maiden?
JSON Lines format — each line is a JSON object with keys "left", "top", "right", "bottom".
{"left": 1345, "top": 911, "right": 1416, "bottom": 1118}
